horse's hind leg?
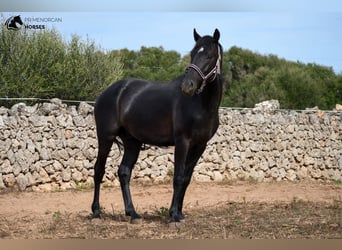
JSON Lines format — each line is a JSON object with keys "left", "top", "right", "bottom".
{"left": 118, "top": 137, "right": 142, "bottom": 221}
{"left": 91, "top": 138, "right": 114, "bottom": 218}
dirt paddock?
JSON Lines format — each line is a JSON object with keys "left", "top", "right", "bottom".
{"left": 0, "top": 181, "right": 341, "bottom": 239}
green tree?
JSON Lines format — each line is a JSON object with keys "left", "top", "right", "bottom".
{"left": 1, "top": 20, "right": 341, "bottom": 111}
{"left": 0, "top": 24, "right": 123, "bottom": 107}
{"left": 115, "top": 46, "right": 187, "bottom": 82}
{"left": 222, "top": 46, "right": 342, "bottom": 110}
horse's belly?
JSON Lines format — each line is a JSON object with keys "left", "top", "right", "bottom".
{"left": 128, "top": 128, "right": 174, "bottom": 146}
{"left": 123, "top": 110, "right": 174, "bottom": 146}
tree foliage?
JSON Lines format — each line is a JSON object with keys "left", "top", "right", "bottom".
{"left": 0, "top": 25, "right": 123, "bottom": 107}
{"left": 110, "top": 46, "right": 188, "bottom": 82}
{"left": 1, "top": 23, "right": 341, "bottom": 110}
{"left": 222, "top": 46, "right": 342, "bottom": 110}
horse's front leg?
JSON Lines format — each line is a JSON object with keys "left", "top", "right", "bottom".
{"left": 177, "top": 143, "right": 207, "bottom": 219}
{"left": 169, "top": 137, "right": 190, "bottom": 222}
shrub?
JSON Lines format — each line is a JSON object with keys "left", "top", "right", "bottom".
{"left": 0, "top": 22, "right": 123, "bottom": 107}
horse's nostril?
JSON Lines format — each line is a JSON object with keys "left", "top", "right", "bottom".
{"left": 181, "top": 81, "right": 196, "bottom": 97}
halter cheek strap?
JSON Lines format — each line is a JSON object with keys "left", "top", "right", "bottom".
{"left": 187, "top": 64, "right": 218, "bottom": 83}
{"left": 186, "top": 45, "right": 222, "bottom": 94}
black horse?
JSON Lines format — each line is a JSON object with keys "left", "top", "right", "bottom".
{"left": 91, "top": 28, "right": 223, "bottom": 223}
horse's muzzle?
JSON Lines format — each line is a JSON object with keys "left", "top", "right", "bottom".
{"left": 181, "top": 80, "right": 197, "bottom": 96}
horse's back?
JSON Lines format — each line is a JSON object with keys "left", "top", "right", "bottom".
{"left": 94, "top": 77, "right": 180, "bottom": 145}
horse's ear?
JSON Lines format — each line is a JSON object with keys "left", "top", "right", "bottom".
{"left": 213, "top": 29, "right": 220, "bottom": 42}
{"left": 194, "top": 29, "right": 201, "bottom": 42}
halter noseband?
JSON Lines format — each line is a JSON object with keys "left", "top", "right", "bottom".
{"left": 186, "top": 45, "right": 221, "bottom": 94}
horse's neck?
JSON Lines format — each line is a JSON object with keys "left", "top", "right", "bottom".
{"left": 202, "top": 77, "right": 222, "bottom": 113}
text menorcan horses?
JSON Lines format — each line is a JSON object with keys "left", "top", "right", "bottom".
{"left": 91, "top": 28, "right": 223, "bottom": 223}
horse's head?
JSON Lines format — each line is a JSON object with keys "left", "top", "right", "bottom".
{"left": 182, "top": 28, "right": 222, "bottom": 96}
{"left": 13, "top": 16, "right": 23, "bottom": 25}
{"left": 6, "top": 15, "right": 23, "bottom": 30}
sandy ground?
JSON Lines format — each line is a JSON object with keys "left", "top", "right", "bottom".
{"left": 1, "top": 181, "right": 341, "bottom": 219}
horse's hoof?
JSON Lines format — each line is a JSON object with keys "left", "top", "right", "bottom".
{"left": 130, "top": 217, "right": 143, "bottom": 224}
{"left": 168, "top": 221, "right": 182, "bottom": 229}
{"left": 91, "top": 217, "right": 102, "bottom": 224}
{"left": 92, "top": 209, "right": 101, "bottom": 219}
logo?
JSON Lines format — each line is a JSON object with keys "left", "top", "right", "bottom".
{"left": 5, "top": 15, "right": 24, "bottom": 31}
{"left": 4, "top": 15, "right": 62, "bottom": 31}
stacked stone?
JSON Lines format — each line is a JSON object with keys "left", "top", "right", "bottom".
{"left": 199, "top": 101, "right": 342, "bottom": 182}
{"left": 0, "top": 99, "right": 98, "bottom": 191}
{"left": 0, "top": 99, "right": 341, "bottom": 191}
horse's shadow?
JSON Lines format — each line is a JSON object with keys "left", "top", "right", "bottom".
{"left": 82, "top": 211, "right": 169, "bottom": 224}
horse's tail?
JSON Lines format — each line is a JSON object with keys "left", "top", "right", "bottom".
{"left": 113, "top": 137, "right": 124, "bottom": 152}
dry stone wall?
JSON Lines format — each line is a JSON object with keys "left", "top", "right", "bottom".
{"left": 0, "top": 99, "right": 341, "bottom": 191}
